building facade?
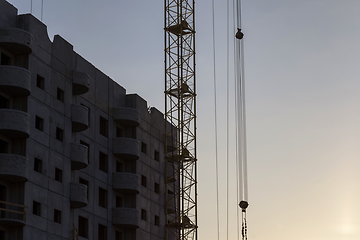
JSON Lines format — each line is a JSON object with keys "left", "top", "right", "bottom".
{"left": 0, "top": 1, "right": 171, "bottom": 239}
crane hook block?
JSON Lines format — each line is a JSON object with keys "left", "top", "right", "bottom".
{"left": 236, "top": 28, "right": 244, "bottom": 39}
{"left": 239, "top": 201, "right": 249, "bottom": 212}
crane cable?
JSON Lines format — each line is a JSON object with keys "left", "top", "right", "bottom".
{"left": 234, "top": 0, "right": 248, "bottom": 239}
{"left": 211, "top": 0, "right": 221, "bottom": 239}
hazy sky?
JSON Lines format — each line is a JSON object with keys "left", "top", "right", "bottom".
{"left": 7, "top": 0, "right": 360, "bottom": 239}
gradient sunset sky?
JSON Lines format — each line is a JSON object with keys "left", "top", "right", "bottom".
{"left": 7, "top": 0, "right": 360, "bottom": 239}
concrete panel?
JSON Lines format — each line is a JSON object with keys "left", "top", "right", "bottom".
{"left": 112, "top": 208, "right": 139, "bottom": 228}
{"left": 113, "top": 138, "right": 140, "bottom": 160}
{"left": 70, "top": 143, "right": 88, "bottom": 170}
{"left": 72, "top": 70, "right": 90, "bottom": 95}
{"left": 0, "top": 153, "right": 28, "bottom": 182}
{"left": 112, "top": 172, "right": 140, "bottom": 194}
{"left": 0, "top": 28, "right": 33, "bottom": 54}
{"left": 70, "top": 182, "right": 87, "bottom": 208}
{"left": 114, "top": 107, "right": 140, "bottom": 127}
{"left": 0, "top": 109, "right": 30, "bottom": 138}
{"left": 0, "top": 65, "right": 31, "bottom": 96}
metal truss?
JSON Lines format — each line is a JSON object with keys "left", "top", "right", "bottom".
{"left": 164, "top": 0, "right": 197, "bottom": 239}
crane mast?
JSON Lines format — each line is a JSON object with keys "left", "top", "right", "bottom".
{"left": 164, "top": 0, "right": 197, "bottom": 239}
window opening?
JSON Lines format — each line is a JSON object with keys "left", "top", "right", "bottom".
{"left": 0, "top": 95, "right": 9, "bottom": 109}
{"left": 155, "top": 182, "right": 160, "bottom": 194}
{"left": 98, "top": 224, "right": 107, "bottom": 240}
{"left": 141, "top": 142, "right": 147, "bottom": 153}
{"left": 34, "top": 157, "right": 42, "bottom": 173}
{"left": 56, "top": 127, "right": 63, "bottom": 142}
{"left": 0, "top": 52, "right": 11, "bottom": 65}
{"left": 99, "top": 187, "right": 108, "bottom": 209}
{"left": 78, "top": 216, "right": 88, "bottom": 238}
{"left": 116, "top": 161, "right": 123, "bottom": 172}
{"left": 141, "top": 209, "right": 147, "bottom": 221}
{"left": 99, "top": 151, "right": 108, "bottom": 173}
{"left": 155, "top": 215, "right": 160, "bottom": 226}
{"left": 116, "top": 195, "right": 123, "bottom": 208}
{"left": 54, "top": 209, "right": 62, "bottom": 223}
{"left": 99, "top": 116, "right": 108, "bottom": 137}
{"left": 0, "top": 139, "right": 8, "bottom": 153}
{"left": 36, "top": 75, "right": 45, "bottom": 90}
{"left": 33, "top": 201, "right": 41, "bottom": 216}
{"left": 56, "top": 88, "right": 64, "bottom": 102}
{"left": 35, "top": 116, "right": 44, "bottom": 131}
{"left": 55, "top": 168, "right": 62, "bottom": 182}
{"left": 141, "top": 175, "right": 147, "bottom": 187}
{"left": 154, "top": 150, "right": 160, "bottom": 161}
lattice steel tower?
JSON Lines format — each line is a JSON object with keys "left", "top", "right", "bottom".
{"left": 164, "top": 0, "right": 197, "bottom": 239}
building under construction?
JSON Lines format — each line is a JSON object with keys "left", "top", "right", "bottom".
{"left": 0, "top": 0, "right": 177, "bottom": 239}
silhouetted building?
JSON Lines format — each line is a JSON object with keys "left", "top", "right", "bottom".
{"left": 0, "top": 0, "right": 171, "bottom": 239}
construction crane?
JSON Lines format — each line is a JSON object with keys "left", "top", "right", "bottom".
{"left": 164, "top": 0, "right": 197, "bottom": 239}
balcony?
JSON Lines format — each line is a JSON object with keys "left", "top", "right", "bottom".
{"left": 71, "top": 105, "right": 89, "bottom": 132}
{"left": 72, "top": 71, "right": 90, "bottom": 95}
{"left": 70, "top": 182, "right": 87, "bottom": 208}
{"left": 0, "top": 28, "right": 33, "bottom": 54}
{"left": 0, "top": 201, "right": 26, "bottom": 227}
{"left": 112, "top": 208, "right": 139, "bottom": 228}
{"left": 0, "top": 66, "right": 31, "bottom": 96}
{"left": 113, "top": 108, "right": 140, "bottom": 127}
{"left": 0, "top": 109, "right": 30, "bottom": 138}
{"left": 0, "top": 154, "right": 28, "bottom": 182}
{"left": 70, "top": 143, "right": 88, "bottom": 170}
{"left": 113, "top": 138, "right": 139, "bottom": 160}
{"left": 112, "top": 172, "right": 139, "bottom": 194}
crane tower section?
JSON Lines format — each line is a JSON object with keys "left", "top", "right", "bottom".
{"left": 164, "top": 0, "right": 197, "bottom": 239}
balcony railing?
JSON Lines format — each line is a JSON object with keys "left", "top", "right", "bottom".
{"left": 0, "top": 200, "right": 27, "bottom": 226}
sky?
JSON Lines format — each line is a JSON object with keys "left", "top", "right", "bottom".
{"left": 6, "top": 0, "right": 360, "bottom": 239}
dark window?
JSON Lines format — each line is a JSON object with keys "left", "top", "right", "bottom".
{"left": 55, "top": 168, "right": 62, "bottom": 182}
{"left": 141, "top": 209, "right": 147, "bottom": 221}
{"left": 79, "top": 178, "right": 89, "bottom": 200}
{"left": 0, "top": 52, "right": 11, "bottom": 65}
{"left": 56, "top": 127, "right": 63, "bottom": 142}
{"left": 56, "top": 88, "right": 64, "bottom": 102}
{"left": 99, "top": 116, "right": 108, "bottom": 137}
{"left": 0, "top": 95, "right": 9, "bottom": 109}
{"left": 116, "top": 195, "right": 123, "bottom": 208}
{"left": 98, "top": 224, "right": 107, "bottom": 240}
{"left": 34, "top": 158, "right": 42, "bottom": 173}
{"left": 116, "top": 161, "right": 123, "bottom": 172}
{"left": 99, "top": 187, "right": 107, "bottom": 209}
{"left": 0, "top": 230, "right": 4, "bottom": 240}
{"left": 54, "top": 209, "right": 61, "bottom": 224}
{"left": 154, "top": 150, "right": 160, "bottom": 161}
{"left": 155, "top": 215, "right": 160, "bottom": 226}
{"left": 78, "top": 216, "right": 88, "bottom": 238}
{"left": 116, "top": 127, "right": 123, "bottom": 137}
{"left": 131, "top": 127, "right": 136, "bottom": 139}
{"left": 80, "top": 140, "right": 90, "bottom": 163}
{"left": 115, "top": 231, "right": 122, "bottom": 240}
{"left": 141, "top": 175, "right": 147, "bottom": 187}
{"left": 141, "top": 142, "right": 147, "bottom": 153}
{"left": 33, "top": 201, "right": 41, "bottom": 216}
{"left": 35, "top": 116, "right": 44, "bottom": 131}
{"left": 99, "top": 152, "right": 108, "bottom": 173}
{"left": 0, "top": 139, "right": 8, "bottom": 153}
{"left": 36, "top": 74, "right": 45, "bottom": 90}
{"left": 154, "top": 182, "right": 160, "bottom": 194}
